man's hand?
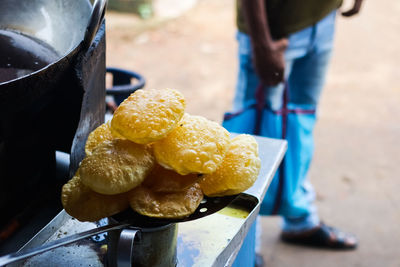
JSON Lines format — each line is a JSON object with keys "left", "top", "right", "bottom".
{"left": 342, "top": 0, "right": 363, "bottom": 17}
{"left": 240, "top": 0, "right": 288, "bottom": 86}
{"left": 253, "top": 38, "right": 288, "bottom": 86}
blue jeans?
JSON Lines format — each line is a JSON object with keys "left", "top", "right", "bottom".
{"left": 232, "top": 10, "right": 337, "bottom": 267}
{"left": 234, "top": 10, "right": 336, "bottom": 231}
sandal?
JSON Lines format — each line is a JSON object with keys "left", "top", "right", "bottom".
{"left": 280, "top": 223, "right": 358, "bottom": 250}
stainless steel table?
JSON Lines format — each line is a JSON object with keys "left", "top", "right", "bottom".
{"left": 8, "top": 135, "right": 286, "bottom": 267}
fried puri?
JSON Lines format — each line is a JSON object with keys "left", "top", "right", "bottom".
{"left": 85, "top": 123, "right": 115, "bottom": 156}
{"left": 111, "top": 88, "right": 186, "bottom": 144}
{"left": 199, "top": 134, "right": 261, "bottom": 197}
{"left": 128, "top": 183, "right": 203, "bottom": 219}
{"left": 142, "top": 163, "right": 202, "bottom": 193}
{"left": 79, "top": 139, "right": 155, "bottom": 195}
{"left": 107, "top": 119, "right": 126, "bottom": 139}
{"left": 62, "top": 173, "right": 129, "bottom": 222}
{"left": 153, "top": 113, "right": 230, "bottom": 175}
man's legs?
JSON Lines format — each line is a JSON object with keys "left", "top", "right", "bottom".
{"left": 263, "top": 11, "right": 357, "bottom": 248}
{"left": 232, "top": 12, "right": 356, "bottom": 262}
{"left": 232, "top": 25, "right": 324, "bottom": 233}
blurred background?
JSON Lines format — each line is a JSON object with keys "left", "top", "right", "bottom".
{"left": 105, "top": 0, "right": 400, "bottom": 266}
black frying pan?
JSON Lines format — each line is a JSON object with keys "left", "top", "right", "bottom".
{"left": 0, "top": 0, "right": 108, "bottom": 229}
{"left": 0, "top": 0, "right": 106, "bottom": 81}
{"left": 0, "top": 0, "right": 107, "bottom": 106}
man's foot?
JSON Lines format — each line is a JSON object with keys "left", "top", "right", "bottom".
{"left": 280, "top": 223, "right": 358, "bottom": 250}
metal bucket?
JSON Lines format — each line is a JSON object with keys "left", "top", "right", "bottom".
{"left": 107, "top": 216, "right": 178, "bottom": 267}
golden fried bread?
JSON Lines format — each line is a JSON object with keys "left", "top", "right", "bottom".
{"left": 128, "top": 183, "right": 203, "bottom": 219}
{"left": 79, "top": 139, "right": 155, "bottom": 195}
{"left": 107, "top": 119, "right": 125, "bottom": 139}
{"left": 85, "top": 123, "right": 115, "bottom": 156}
{"left": 153, "top": 113, "right": 230, "bottom": 175}
{"left": 61, "top": 88, "right": 262, "bottom": 222}
{"left": 199, "top": 134, "right": 261, "bottom": 197}
{"left": 61, "top": 173, "right": 129, "bottom": 222}
{"left": 142, "top": 163, "right": 202, "bottom": 193}
{"left": 111, "top": 88, "right": 186, "bottom": 144}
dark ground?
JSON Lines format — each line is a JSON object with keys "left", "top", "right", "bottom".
{"left": 105, "top": 0, "right": 400, "bottom": 266}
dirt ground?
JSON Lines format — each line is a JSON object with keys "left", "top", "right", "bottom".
{"left": 105, "top": 0, "right": 400, "bottom": 266}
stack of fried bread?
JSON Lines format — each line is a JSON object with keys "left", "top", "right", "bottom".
{"left": 61, "top": 88, "right": 261, "bottom": 222}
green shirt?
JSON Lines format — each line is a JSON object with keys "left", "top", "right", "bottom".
{"left": 237, "top": 0, "right": 343, "bottom": 38}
